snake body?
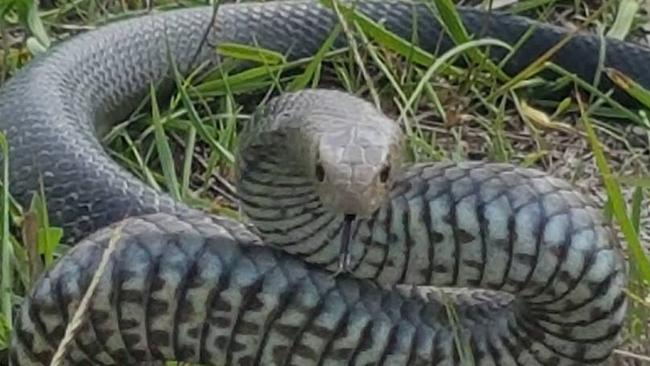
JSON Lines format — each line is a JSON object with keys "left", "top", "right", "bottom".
{"left": 0, "top": 0, "right": 637, "bottom": 365}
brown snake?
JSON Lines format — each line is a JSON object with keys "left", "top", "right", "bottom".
{"left": 0, "top": 1, "right": 634, "bottom": 365}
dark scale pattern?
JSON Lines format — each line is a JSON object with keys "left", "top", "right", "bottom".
{"left": 10, "top": 196, "right": 626, "bottom": 365}
{"left": 10, "top": 213, "right": 473, "bottom": 366}
{"left": 349, "top": 162, "right": 627, "bottom": 364}
{"left": 0, "top": 0, "right": 635, "bottom": 365}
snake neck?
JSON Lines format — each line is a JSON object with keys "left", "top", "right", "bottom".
{"left": 236, "top": 95, "right": 348, "bottom": 266}
{"left": 235, "top": 89, "right": 404, "bottom": 269}
{"left": 236, "top": 136, "right": 347, "bottom": 267}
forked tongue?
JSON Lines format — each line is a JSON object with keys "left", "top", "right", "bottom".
{"left": 334, "top": 214, "right": 356, "bottom": 276}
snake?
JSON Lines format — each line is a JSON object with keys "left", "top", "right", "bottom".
{"left": 0, "top": 0, "right": 638, "bottom": 364}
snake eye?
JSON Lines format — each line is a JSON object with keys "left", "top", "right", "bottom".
{"left": 315, "top": 163, "right": 326, "bottom": 182}
{"left": 379, "top": 165, "right": 391, "bottom": 183}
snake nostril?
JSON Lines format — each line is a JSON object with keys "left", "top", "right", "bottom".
{"left": 315, "top": 163, "right": 326, "bottom": 182}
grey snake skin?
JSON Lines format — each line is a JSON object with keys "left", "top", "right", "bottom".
{"left": 0, "top": 0, "right": 639, "bottom": 365}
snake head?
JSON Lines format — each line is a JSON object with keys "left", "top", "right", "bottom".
{"left": 311, "top": 118, "right": 404, "bottom": 219}
{"left": 239, "top": 88, "right": 405, "bottom": 220}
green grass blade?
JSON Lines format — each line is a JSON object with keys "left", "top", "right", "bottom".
{"left": 178, "top": 88, "right": 234, "bottom": 164}
{"left": 149, "top": 83, "right": 181, "bottom": 200}
{"left": 288, "top": 25, "right": 341, "bottom": 91}
{"left": 3, "top": 0, "right": 51, "bottom": 52}
{"left": 493, "top": 0, "right": 616, "bottom": 99}
{"left": 181, "top": 125, "right": 197, "bottom": 199}
{"left": 355, "top": 27, "right": 409, "bottom": 110}
{"left": 335, "top": 3, "right": 436, "bottom": 66}
{"left": 25, "top": 0, "right": 50, "bottom": 50}
{"left": 429, "top": 0, "right": 510, "bottom": 80}
{"left": 606, "top": 68, "right": 650, "bottom": 113}
{"left": 0, "top": 132, "right": 11, "bottom": 328}
{"left": 0, "top": 312, "right": 9, "bottom": 350}
{"left": 22, "top": 180, "right": 63, "bottom": 275}
{"left": 402, "top": 38, "right": 512, "bottom": 120}
{"left": 197, "top": 62, "right": 291, "bottom": 95}
{"left": 166, "top": 36, "right": 235, "bottom": 165}
{"left": 216, "top": 43, "right": 286, "bottom": 65}
{"left": 431, "top": 0, "right": 471, "bottom": 44}
{"left": 37, "top": 226, "right": 62, "bottom": 265}
{"left": 110, "top": 131, "right": 163, "bottom": 191}
{"left": 327, "top": 0, "right": 380, "bottom": 106}
{"left": 26, "top": 185, "right": 62, "bottom": 268}
{"left": 578, "top": 97, "right": 650, "bottom": 282}
{"left": 631, "top": 186, "right": 643, "bottom": 234}
{"left": 607, "top": 0, "right": 639, "bottom": 40}
{"left": 545, "top": 64, "right": 644, "bottom": 125}
{"left": 321, "top": 0, "right": 468, "bottom": 79}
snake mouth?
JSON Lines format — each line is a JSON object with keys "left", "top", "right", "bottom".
{"left": 337, "top": 214, "right": 356, "bottom": 274}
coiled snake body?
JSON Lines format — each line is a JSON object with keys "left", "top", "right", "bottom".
{"left": 0, "top": 0, "right": 638, "bottom": 365}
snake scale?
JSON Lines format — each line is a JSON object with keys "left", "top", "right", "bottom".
{"left": 0, "top": 0, "right": 641, "bottom": 364}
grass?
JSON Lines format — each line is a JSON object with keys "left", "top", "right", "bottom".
{"left": 1, "top": 0, "right": 650, "bottom": 364}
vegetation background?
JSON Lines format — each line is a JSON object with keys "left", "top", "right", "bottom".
{"left": 0, "top": 0, "right": 648, "bottom": 364}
